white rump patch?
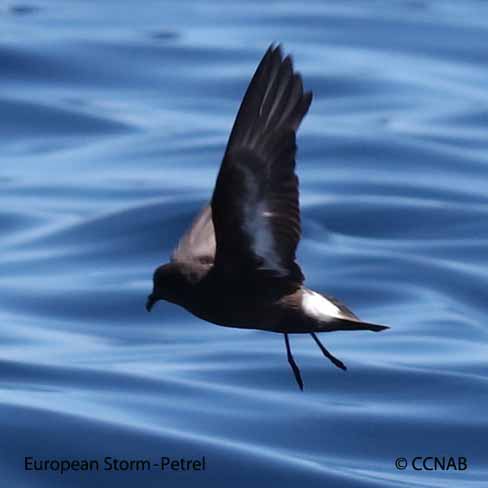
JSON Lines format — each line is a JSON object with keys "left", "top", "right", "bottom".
{"left": 302, "top": 290, "right": 342, "bottom": 320}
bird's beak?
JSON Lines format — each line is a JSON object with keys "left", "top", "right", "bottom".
{"left": 146, "top": 294, "right": 156, "bottom": 312}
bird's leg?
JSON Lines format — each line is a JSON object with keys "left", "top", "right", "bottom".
{"left": 284, "top": 333, "right": 303, "bottom": 391}
{"left": 310, "top": 332, "right": 347, "bottom": 371}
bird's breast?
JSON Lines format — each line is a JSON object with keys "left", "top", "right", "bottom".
{"left": 182, "top": 289, "right": 285, "bottom": 330}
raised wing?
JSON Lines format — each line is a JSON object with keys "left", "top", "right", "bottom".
{"left": 211, "top": 45, "right": 312, "bottom": 283}
{"left": 171, "top": 204, "right": 215, "bottom": 265}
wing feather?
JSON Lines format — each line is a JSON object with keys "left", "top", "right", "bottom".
{"left": 171, "top": 205, "right": 215, "bottom": 265}
{"left": 211, "top": 45, "right": 312, "bottom": 283}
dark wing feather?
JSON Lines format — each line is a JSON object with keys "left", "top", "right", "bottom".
{"left": 171, "top": 205, "right": 215, "bottom": 265}
{"left": 211, "top": 45, "right": 312, "bottom": 283}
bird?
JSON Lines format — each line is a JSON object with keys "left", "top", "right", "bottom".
{"left": 146, "top": 44, "right": 389, "bottom": 390}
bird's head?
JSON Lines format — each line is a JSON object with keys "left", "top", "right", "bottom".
{"left": 146, "top": 262, "right": 189, "bottom": 311}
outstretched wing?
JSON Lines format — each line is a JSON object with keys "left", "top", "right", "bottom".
{"left": 211, "top": 45, "right": 312, "bottom": 283}
{"left": 171, "top": 204, "right": 215, "bottom": 265}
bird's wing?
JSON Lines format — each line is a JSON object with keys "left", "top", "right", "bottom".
{"left": 211, "top": 45, "right": 312, "bottom": 283}
{"left": 171, "top": 204, "right": 216, "bottom": 265}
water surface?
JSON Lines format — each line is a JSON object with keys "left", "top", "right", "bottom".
{"left": 1, "top": 1, "right": 488, "bottom": 486}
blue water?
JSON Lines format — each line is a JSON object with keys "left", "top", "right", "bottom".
{"left": 1, "top": 1, "right": 488, "bottom": 486}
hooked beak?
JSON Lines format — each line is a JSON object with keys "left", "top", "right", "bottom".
{"left": 146, "top": 294, "right": 156, "bottom": 312}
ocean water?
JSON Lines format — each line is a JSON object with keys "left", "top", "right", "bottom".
{"left": 1, "top": 1, "right": 488, "bottom": 486}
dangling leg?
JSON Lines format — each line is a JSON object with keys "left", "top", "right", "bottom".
{"left": 310, "top": 332, "right": 347, "bottom": 371}
{"left": 284, "top": 333, "right": 303, "bottom": 390}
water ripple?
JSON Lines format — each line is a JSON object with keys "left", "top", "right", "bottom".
{"left": 1, "top": 1, "right": 487, "bottom": 486}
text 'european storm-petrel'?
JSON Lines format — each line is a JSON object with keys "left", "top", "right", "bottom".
{"left": 147, "top": 45, "right": 389, "bottom": 390}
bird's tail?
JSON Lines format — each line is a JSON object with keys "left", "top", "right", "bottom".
{"left": 315, "top": 318, "right": 390, "bottom": 333}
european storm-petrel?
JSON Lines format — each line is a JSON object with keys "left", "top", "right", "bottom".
{"left": 146, "top": 45, "right": 389, "bottom": 390}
